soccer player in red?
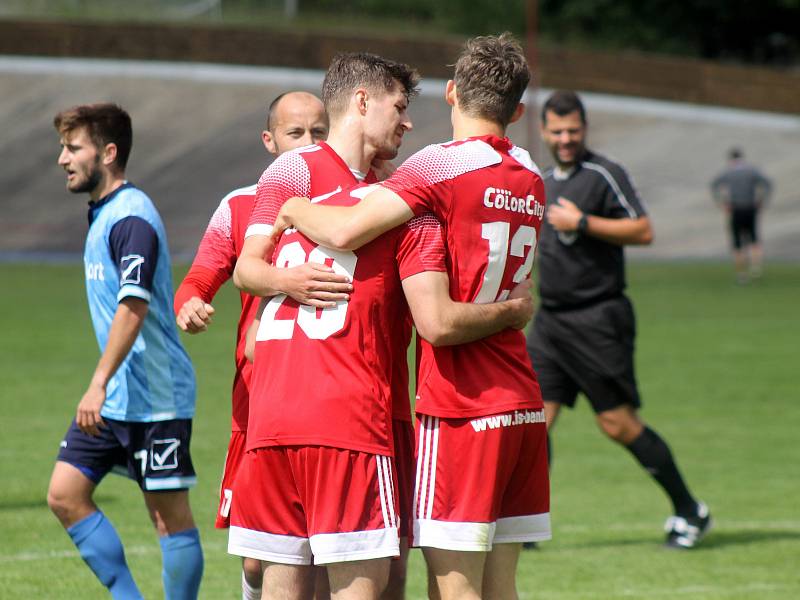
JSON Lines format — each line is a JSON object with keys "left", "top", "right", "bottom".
{"left": 270, "top": 34, "right": 549, "bottom": 599}
{"left": 232, "top": 52, "right": 535, "bottom": 600}
{"left": 173, "top": 91, "right": 338, "bottom": 600}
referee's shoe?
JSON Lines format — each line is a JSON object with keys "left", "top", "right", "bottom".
{"left": 664, "top": 502, "right": 712, "bottom": 549}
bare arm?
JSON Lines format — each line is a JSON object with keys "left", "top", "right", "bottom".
{"left": 244, "top": 297, "right": 269, "bottom": 362}
{"left": 233, "top": 234, "right": 353, "bottom": 308}
{"left": 402, "top": 271, "right": 533, "bottom": 347}
{"left": 273, "top": 186, "right": 415, "bottom": 251}
{"left": 547, "top": 197, "right": 654, "bottom": 246}
{"left": 78, "top": 297, "right": 148, "bottom": 435}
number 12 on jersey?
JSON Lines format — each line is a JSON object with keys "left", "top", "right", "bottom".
{"left": 475, "top": 222, "right": 537, "bottom": 303}
{"left": 257, "top": 241, "right": 357, "bottom": 341}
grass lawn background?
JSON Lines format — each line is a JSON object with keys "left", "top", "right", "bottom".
{"left": 0, "top": 262, "right": 798, "bottom": 598}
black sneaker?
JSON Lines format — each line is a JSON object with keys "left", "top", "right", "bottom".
{"left": 664, "top": 502, "right": 712, "bottom": 549}
{"left": 522, "top": 542, "right": 538, "bottom": 550}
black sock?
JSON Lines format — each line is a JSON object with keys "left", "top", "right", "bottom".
{"left": 625, "top": 426, "right": 697, "bottom": 516}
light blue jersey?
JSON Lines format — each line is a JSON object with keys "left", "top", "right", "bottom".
{"left": 84, "top": 183, "right": 195, "bottom": 422}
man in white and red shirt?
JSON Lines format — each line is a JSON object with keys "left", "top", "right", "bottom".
{"left": 272, "top": 34, "right": 549, "bottom": 600}
{"left": 233, "top": 52, "right": 534, "bottom": 599}
{"left": 173, "top": 90, "right": 337, "bottom": 600}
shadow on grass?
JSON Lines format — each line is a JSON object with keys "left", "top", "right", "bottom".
{"left": 0, "top": 494, "right": 118, "bottom": 512}
{"left": 555, "top": 529, "right": 800, "bottom": 551}
{"left": 692, "top": 529, "right": 800, "bottom": 550}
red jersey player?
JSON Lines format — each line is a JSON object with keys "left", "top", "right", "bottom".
{"left": 173, "top": 91, "right": 336, "bottom": 600}
{"left": 271, "top": 34, "right": 549, "bottom": 600}
{"left": 232, "top": 52, "right": 534, "bottom": 600}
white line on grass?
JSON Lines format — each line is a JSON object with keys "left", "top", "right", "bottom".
{"left": 1, "top": 56, "right": 798, "bottom": 131}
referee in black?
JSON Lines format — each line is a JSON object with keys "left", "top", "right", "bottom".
{"left": 527, "top": 90, "right": 711, "bottom": 549}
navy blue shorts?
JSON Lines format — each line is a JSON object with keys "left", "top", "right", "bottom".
{"left": 56, "top": 418, "right": 197, "bottom": 492}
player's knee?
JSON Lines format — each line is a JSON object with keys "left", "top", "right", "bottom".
{"left": 242, "top": 558, "right": 263, "bottom": 587}
{"left": 596, "top": 415, "right": 627, "bottom": 442}
{"left": 47, "top": 485, "right": 78, "bottom": 524}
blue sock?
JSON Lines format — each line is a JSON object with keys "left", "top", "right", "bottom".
{"left": 159, "top": 527, "right": 204, "bottom": 600}
{"left": 66, "top": 511, "right": 143, "bottom": 600}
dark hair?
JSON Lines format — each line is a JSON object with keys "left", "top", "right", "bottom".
{"left": 53, "top": 103, "right": 133, "bottom": 170}
{"left": 322, "top": 52, "right": 419, "bottom": 118}
{"left": 453, "top": 32, "right": 530, "bottom": 127}
{"left": 541, "top": 90, "right": 587, "bottom": 124}
{"left": 728, "top": 147, "right": 743, "bottom": 160}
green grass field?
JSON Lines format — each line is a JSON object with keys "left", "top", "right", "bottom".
{"left": 1, "top": 262, "right": 798, "bottom": 599}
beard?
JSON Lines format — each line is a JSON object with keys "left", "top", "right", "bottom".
{"left": 69, "top": 158, "right": 103, "bottom": 195}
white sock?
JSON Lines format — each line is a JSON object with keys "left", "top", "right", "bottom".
{"left": 242, "top": 570, "right": 262, "bottom": 600}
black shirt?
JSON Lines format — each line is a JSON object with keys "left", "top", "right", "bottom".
{"left": 537, "top": 149, "right": 647, "bottom": 309}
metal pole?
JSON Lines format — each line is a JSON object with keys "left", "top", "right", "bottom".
{"left": 525, "top": 0, "right": 540, "bottom": 163}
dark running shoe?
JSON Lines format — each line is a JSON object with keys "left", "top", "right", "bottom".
{"left": 664, "top": 502, "right": 712, "bottom": 549}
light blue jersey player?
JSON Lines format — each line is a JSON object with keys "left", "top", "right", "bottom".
{"left": 47, "top": 104, "right": 204, "bottom": 600}
{"left": 84, "top": 181, "right": 195, "bottom": 424}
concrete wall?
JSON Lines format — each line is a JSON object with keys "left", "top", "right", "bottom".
{"left": 2, "top": 58, "right": 798, "bottom": 261}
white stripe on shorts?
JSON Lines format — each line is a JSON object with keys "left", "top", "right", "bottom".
{"left": 376, "top": 455, "right": 396, "bottom": 529}
{"left": 414, "top": 415, "right": 440, "bottom": 521}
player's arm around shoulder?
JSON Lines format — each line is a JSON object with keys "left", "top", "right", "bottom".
{"left": 275, "top": 185, "right": 414, "bottom": 251}
{"left": 402, "top": 272, "right": 533, "bottom": 347}
{"left": 233, "top": 234, "right": 353, "bottom": 308}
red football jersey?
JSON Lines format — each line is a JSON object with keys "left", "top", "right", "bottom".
{"left": 174, "top": 184, "right": 258, "bottom": 432}
{"left": 248, "top": 190, "right": 445, "bottom": 456}
{"left": 246, "top": 143, "right": 414, "bottom": 423}
{"left": 247, "top": 142, "right": 375, "bottom": 235}
{"left": 383, "top": 135, "right": 546, "bottom": 418}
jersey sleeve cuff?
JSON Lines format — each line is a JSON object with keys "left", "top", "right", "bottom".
{"left": 118, "top": 284, "right": 152, "bottom": 303}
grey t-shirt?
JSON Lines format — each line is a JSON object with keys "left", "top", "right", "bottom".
{"left": 711, "top": 162, "right": 771, "bottom": 211}
{"left": 537, "top": 149, "right": 648, "bottom": 309}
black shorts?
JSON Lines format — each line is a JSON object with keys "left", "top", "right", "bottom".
{"left": 56, "top": 418, "right": 196, "bottom": 492}
{"left": 526, "top": 295, "right": 641, "bottom": 413}
{"left": 730, "top": 208, "right": 758, "bottom": 249}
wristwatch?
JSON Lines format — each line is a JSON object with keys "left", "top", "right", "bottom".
{"left": 576, "top": 213, "right": 589, "bottom": 234}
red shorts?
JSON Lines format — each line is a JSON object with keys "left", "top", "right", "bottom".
{"left": 393, "top": 419, "right": 415, "bottom": 540}
{"left": 215, "top": 430, "right": 246, "bottom": 529}
{"left": 228, "top": 446, "right": 400, "bottom": 565}
{"left": 413, "top": 410, "right": 551, "bottom": 551}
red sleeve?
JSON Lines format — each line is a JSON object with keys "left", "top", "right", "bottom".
{"left": 396, "top": 212, "right": 447, "bottom": 280}
{"left": 247, "top": 151, "right": 312, "bottom": 237}
{"left": 381, "top": 145, "right": 442, "bottom": 216}
{"left": 174, "top": 196, "right": 236, "bottom": 314}
{"left": 382, "top": 141, "right": 502, "bottom": 217}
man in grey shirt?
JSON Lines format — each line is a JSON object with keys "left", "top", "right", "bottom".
{"left": 711, "top": 147, "right": 771, "bottom": 283}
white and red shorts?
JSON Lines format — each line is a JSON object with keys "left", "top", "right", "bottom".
{"left": 215, "top": 430, "right": 246, "bottom": 529}
{"left": 393, "top": 419, "right": 415, "bottom": 540}
{"left": 413, "top": 409, "right": 551, "bottom": 551}
{"left": 228, "top": 445, "right": 400, "bottom": 565}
